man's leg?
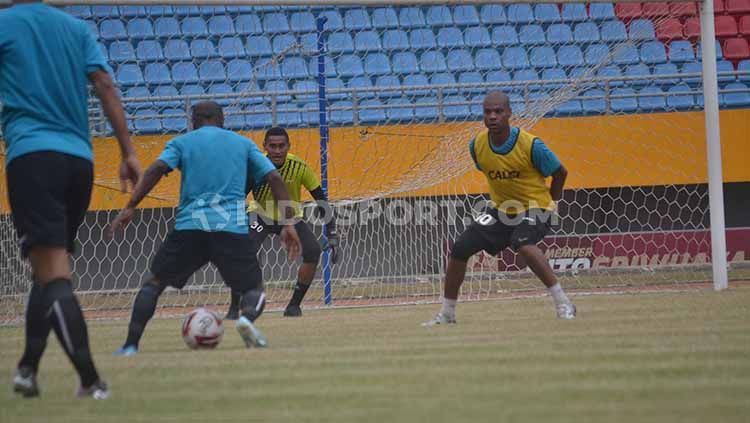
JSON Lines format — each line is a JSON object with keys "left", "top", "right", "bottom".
{"left": 226, "top": 216, "right": 269, "bottom": 320}
{"left": 116, "top": 276, "right": 166, "bottom": 354}
{"left": 14, "top": 281, "right": 50, "bottom": 398}
{"left": 284, "top": 222, "right": 321, "bottom": 317}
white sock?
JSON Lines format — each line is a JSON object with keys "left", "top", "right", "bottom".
{"left": 548, "top": 283, "right": 570, "bottom": 305}
{"left": 440, "top": 298, "right": 457, "bottom": 316}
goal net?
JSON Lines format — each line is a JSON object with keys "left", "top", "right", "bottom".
{"left": 2, "top": 1, "right": 748, "bottom": 324}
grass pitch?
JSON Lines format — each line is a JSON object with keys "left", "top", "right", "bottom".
{"left": 1, "top": 287, "right": 749, "bottom": 423}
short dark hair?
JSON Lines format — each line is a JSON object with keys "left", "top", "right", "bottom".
{"left": 191, "top": 101, "right": 223, "bottom": 128}
{"left": 264, "top": 127, "right": 289, "bottom": 144}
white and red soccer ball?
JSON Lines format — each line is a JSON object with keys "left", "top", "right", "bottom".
{"left": 181, "top": 308, "right": 224, "bottom": 350}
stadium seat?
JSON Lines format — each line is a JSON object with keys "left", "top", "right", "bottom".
{"left": 454, "top": 5, "right": 480, "bottom": 25}
{"left": 629, "top": 19, "right": 656, "bottom": 40}
{"left": 597, "top": 64, "right": 624, "bottom": 86}
{"left": 507, "top": 4, "right": 534, "bottom": 24}
{"left": 740, "top": 16, "right": 750, "bottom": 36}
{"left": 557, "top": 45, "right": 585, "bottom": 67}
{"left": 638, "top": 85, "right": 666, "bottom": 111}
{"left": 642, "top": 2, "right": 670, "bottom": 17}
{"left": 611, "top": 87, "right": 638, "bottom": 112}
{"left": 300, "top": 102, "right": 318, "bottom": 126}
{"left": 255, "top": 58, "right": 282, "bottom": 80}
{"left": 364, "top": 53, "right": 392, "bottom": 76}
{"left": 656, "top": 18, "right": 683, "bottom": 42}
{"left": 109, "top": 41, "right": 136, "bottom": 62}
{"left": 245, "top": 36, "right": 272, "bottom": 57}
{"left": 718, "top": 60, "right": 737, "bottom": 83}
{"left": 666, "top": 83, "right": 695, "bottom": 110}
{"left": 272, "top": 34, "right": 297, "bottom": 55}
{"left": 421, "top": 51, "right": 448, "bottom": 73}
{"left": 726, "top": 0, "right": 750, "bottom": 14}
{"left": 724, "top": 37, "right": 750, "bottom": 61}
{"left": 164, "top": 40, "right": 191, "bottom": 61}
{"left": 355, "top": 31, "right": 382, "bottom": 52}
{"left": 235, "top": 81, "right": 262, "bottom": 105}
{"left": 403, "top": 74, "right": 431, "bottom": 96}
{"left": 530, "top": 46, "right": 557, "bottom": 68}
{"left": 561, "top": 4, "right": 587, "bottom": 22}
{"left": 486, "top": 70, "right": 512, "bottom": 85}
{"left": 447, "top": 49, "right": 476, "bottom": 71}
{"left": 480, "top": 5, "right": 507, "bottom": 24}
{"left": 519, "top": 24, "right": 546, "bottom": 45}
{"left": 292, "top": 80, "right": 318, "bottom": 102}
{"left": 372, "top": 7, "right": 399, "bottom": 29}
{"left": 431, "top": 72, "right": 458, "bottom": 94}
{"left": 134, "top": 109, "right": 162, "bottom": 134}
{"left": 337, "top": 54, "right": 365, "bottom": 77}
{"left": 640, "top": 41, "right": 668, "bottom": 64}
{"left": 554, "top": 98, "right": 582, "bottom": 115}
{"left": 670, "top": 2, "right": 697, "bottom": 17}
{"left": 438, "top": 27, "right": 466, "bottom": 48}
{"left": 392, "top": 51, "right": 420, "bottom": 74}
{"left": 653, "top": 63, "right": 680, "bottom": 85}
{"left": 345, "top": 8, "right": 372, "bottom": 30}
{"left": 144, "top": 63, "right": 172, "bottom": 85}
{"left": 601, "top": 20, "right": 628, "bottom": 43}
{"left": 503, "top": 47, "right": 530, "bottom": 70}
{"left": 386, "top": 97, "right": 414, "bottom": 121}
{"left": 64, "top": 5, "right": 92, "bottom": 19}
{"left": 208, "top": 16, "right": 235, "bottom": 36}
{"left": 581, "top": 89, "right": 607, "bottom": 114}
{"left": 172, "top": 6, "right": 200, "bottom": 17}
{"left": 219, "top": 37, "right": 246, "bottom": 59}
{"left": 92, "top": 5, "right": 118, "bottom": 18}
{"left": 290, "top": 12, "right": 316, "bottom": 33}
{"left": 683, "top": 18, "right": 701, "bottom": 40}
{"left": 347, "top": 76, "right": 376, "bottom": 99}
{"left": 668, "top": 41, "right": 696, "bottom": 63}
{"left": 613, "top": 43, "right": 640, "bottom": 65}
{"left": 541, "top": 67, "right": 567, "bottom": 89}
{"left": 171, "top": 62, "right": 199, "bottom": 84}
{"left": 426, "top": 6, "right": 453, "bottom": 26}
{"left": 458, "top": 71, "right": 484, "bottom": 93}
{"left": 319, "top": 10, "right": 345, "bottom": 31}
{"left": 281, "top": 57, "right": 309, "bottom": 79}
{"left": 464, "top": 26, "right": 492, "bottom": 47}
{"left": 308, "top": 56, "right": 337, "bottom": 78}
{"left": 716, "top": 16, "right": 739, "bottom": 38}
{"left": 615, "top": 3, "right": 642, "bottom": 20}
{"left": 697, "top": 40, "right": 724, "bottom": 60}
{"left": 547, "top": 24, "right": 574, "bottom": 44}
{"left": 162, "top": 108, "right": 188, "bottom": 132}
{"left": 227, "top": 59, "right": 253, "bottom": 82}
{"left": 155, "top": 17, "right": 181, "bottom": 38}
{"left": 124, "top": 86, "right": 152, "bottom": 110}
{"left": 383, "top": 30, "right": 410, "bottom": 51}
{"left": 410, "top": 29, "right": 437, "bottom": 50}
{"left": 116, "top": 64, "right": 144, "bottom": 86}
{"left": 624, "top": 63, "right": 651, "bottom": 87}
{"left": 574, "top": 22, "right": 601, "bottom": 43}
{"left": 534, "top": 4, "right": 561, "bottom": 23}
{"left": 236, "top": 14, "right": 263, "bottom": 35}
{"left": 589, "top": 3, "right": 616, "bottom": 21}
{"left": 100, "top": 19, "right": 127, "bottom": 41}
{"left": 475, "top": 48, "right": 502, "bottom": 71}
{"left": 246, "top": 104, "right": 272, "bottom": 129}
{"left": 223, "top": 107, "right": 246, "bottom": 130}
{"left": 127, "top": 18, "right": 154, "bottom": 39}
{"left": 491, "top": 26, "right": 519, "bottom": 46}
{"left": 278, "top": 105, "right": 302, "bottom": 128}
{"left": 723, "top": 82, "right": 750, "bottom": 106}
{"left": 375, "top": 75, "right": 401, "bottom": 98}
{"left": 263, "top": 13, "right": 289, "bottom": 34}
{"left": 444, "top": 95, "right": 470, "bottom": 120}
{"left": 152, "top": 85, "right": 180, "bottom": 109}
{"left": 399, "top": 7, "right": 426, "bottom": 28}
{"left": 568, "top": 67, "right": 590, "bottom": 79}
{"left": 299, "top": 33, "right": 318, "bottom": 55}
{"left": 136, "top": 40, "right": 163, "bottom": 61}
{"left": 513, "top": 69, "right": 540, "bottom": 90}
{"left": 680, "top": 61, "right": 703, "bottom": 85}
{"left": 181, "top": 17, "right": 209, "bottom": 37}
{"left": 585, "top": 43, "right": 610, "bottom": 66}
{"left": 415, "top": 96, "right": 439, "bottom": 120}
{"left": 328, "top": 32, "right": 355, "bottom": 54}
{"left": 146, "top": 6, "right": 173, "bottom": 17}
{"left": 190, "top": 39, "right": 218, "bottom": 59}
{"left": 357, "top": 98, "right": 386, "bottom": 123}
{"left": 264, "top": 80, "right": 291, "bottom": 102}
{"left": 199, "top": 6, "right": 225, "bottom": 15}
{"left": 738, "top": 60, "right": 750, "bottom": 82}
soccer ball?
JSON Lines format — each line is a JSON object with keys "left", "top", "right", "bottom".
{"left": 181, "top": 308, "right": 224, "bottom": 350}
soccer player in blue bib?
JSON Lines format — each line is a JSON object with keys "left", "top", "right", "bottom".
{"left": 424, "top": 91, "right": 576, "bottom": 326}
{"left": 1, "top": 1, "right": 142, "bottom": 399}
{"left": 109, "top": 102, "right": 301, "bottom": 355}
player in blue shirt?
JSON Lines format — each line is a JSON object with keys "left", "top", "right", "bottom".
{"left": 109, "top": 102, "right": 301, "bottom": 355}
{"left": 1, "top": 1, "right": 142, "bottom": 399}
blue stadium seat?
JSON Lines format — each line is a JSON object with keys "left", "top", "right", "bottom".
{"left": 355, "top": 31, "right": 382, "bottom": 52}
{"left": 255, "top": 58, "right": 282, "bottom": 80}
{"left": 134, "top": 109, "right": 162, "bottom": 134}
{"left": 403, "top": 74, "right": 431, "bottom": 96}
{"left": 364, "top": 53, "right": 392, "bottom": 76}
{"left": 300, "top": 102, "right": 318, "bottom": 126}
{"left": 611, "top": 87, "right": 638, "bottom": 112}
{"left": 557, "top": 45, "right": 584, "bottom": 67}
{"left": 264, "top": 80, "right": 291, "bottom": 102}
{"left": 530, "top": 46, "right": 557, "bottom": 68}
{"left": 410, "top": 29, "right": 437, "bottom": 50}
{"left": 463, "top": 27, "right": 490, "bottom": 47}
{"left": 555, "top": 98, "right": 582, "bottom": 115}
{"left": 181, "top": 17, "right": 209, "bottom": 37}
{"left": 431, "top": 72, "right": 457, "bottom": 93}
{"left": 392, "top": 52, "right": 420, "bottom": 74}
{"left": 100, "top": 19, "right": 127, "bottom": 41}
{"left": 246, "top": 104, "right": 272, "bottom": 128}
{"left": 172, "top": 62, "right": 199, "bottom": 84}
{"left": 92, "top": 6, "right": 118, "bottom": 18}
{"left": 629, "top": 19, "right": 656, "bottom": 41}
{"left": 502, "top": 47, "right": 530, "bottom": 70}
{"left": 155, "top": 17, "right": 180, "bottom": 38}
{"left": 164, "top": 40, "right": 191, "bottom": 61}
{"left": 383, "top": 30, "right": 410, "bottom": 51}
{"left": 127, "top": 18, "right": 154, "bottom": 39}
{"left": 146, "top": 6, "right": 173, "bottom": 17}
{"left": 475, "top": 48, "right": 502, "bottom": 71}
{"left": 469, "top": 94, "right": 484, "bottom": 117}
{"left": 162, "top": 108, "right": 188, "bottom": 132}
{"left": 666, "top": 83, "right": 696, "bottom": 110}
{"left": 513, "top": 69, "right": 540, "bottom": 88}
{"left": 236, "top": 14, "right": 263, "bottom": 35}
{"left": 581, "top": 89, "right": 607, "bottom": 114}
{"left": 447, "top": 49, "right": 475, "bottom": 72}
{"left": 109, "top": 41, "right": 136, "bottom": 62}
{"left": 519, "top": 24, "right": 546, "bottom": 45}
{"left": 534, "top": 4, "right": 561, "bottom": 23}
{"left": 278, "top": 105, "right": 302, "bottom": 128}
{"left": 458, "top": 71, "right": 484, "bottom": 93}
{"left": 568, "top": 67, "right": 590, "bottom": 80}
{"left": 136, "top": 40, "right": 163, "bottom": 61}
{"left": 224, "top": 107, "right": 246, "bottom": 130}
{"left": 144, "top": 63, "right": 172, "bottom": 85}
{"left": 613, "top": 44, "right": 640, "bottom": 65}
{"left": 227, "top": 59, "right": 253, "bottom": 82}
{"left": 723, "top": 82, "right": 750, "bottom": 107}
{"left": 653, "top": 63, "right": 679, "bottom": 86}
{"left": 387, "top": 97, "right": 414, "bottom": 121}
{"left": 640, "top": 41, "right": 667, "bottom": 64}
{"left": 246, "top": 36, "right": 272, "bottom": 57}
{"left": 375, "top": 75, "right": 401, "bottom": 98}
{"left": 696, "top": 41, "right": 723, "bottom": 60}
{"left": 738, "top": 60, "right": 750, "bottom": 83}
{"left": 190, "top": 39, "right": 218, "bottom": 59}
{"left": 124, "top": 87, "right": 152, "bottom": 111}
{"left": 319, "top": 10, "right": 344, "bottom": 31}
{"left": 597, "top": 65, "right": 624, "bottom": 86}
{"left": 282, "top": 57, "right": 309, "bottom": 79}
{"left": 337, "top": 54, "right": 365, "bottom": 77}
{"left": 118, "top": 6, "right": 146, "bottom": 18}
{"left": 480, "top": 5, "right": 506, "bottom": 24}
{"left": 574, "top": 22, "right": 600, "bottom": 43}
{"left": 437, "top": 27, "right": 465, "bottom": 48}
{"left": 263, "top": 13, "right": 289, "bottom": 34}
{"left": 717, "top": 60, "right": 736, "bottom": 84}
{"left": 225, "top": 6, "right": 253, "bottom": 14}
{"left": 372, "top": 7, "right": 399, "bottom": 29}
{"left": 561, "top": 4, "right": 587, "bottom": 22}
{"left": 491, "top": 26, "right": 519, "bottom": 47}
{"left": 668, "top": 41, "right": 696, "bottom": 63}
{"left": 444, "top": 95, "right": 470, "bottom": 120}
{"left": 236, "top": 81, "right": 263, "bottom": 105}
{"left": 547, "top": 24, "right": 574, "bottom": 44}
{"left": 421, "top": 51, "right": 448, "bottom": 73}
{"left": 199, "top": 6, "right": 226, "bottom": 16}
{"left": 219, "top": 37, "right": 246, "bottom": 59}
{"left": 329, "top": 101, "right": 353, "bottom": 125}
{"left": 486, "top": 70, "right": 512, "bottom": 85}
{"left": 541, "top": 68, "right": 567, "bottom": 89}
{"left": 415, "top": 96, "right": 439, "bottom": 120}
{"left": 272, "top": 34, "right": 297, "bottom": 55}
{"left": 584, "top": 43, "right": 610, "bottom": 66}
{"left": 625, "top": 63, "right": 652, "bottom": 87}
{"left": 328, "top": 32, "right": 355, "bottom": 54}
{"left": 399, "top": 7, "right": 426, "bottom": 28}
{"left": 600, "top": 20, "right": 628, "bottom": 42}
{"left": 589, "top": 3, "right": 616, "bottom": 21}
{"left": 638, "top": 85, "right": 666, "bottom": 111}
{"left": 116, "top": 64, "right": 144, "bottom": 86}
{"left": 359, "top": 99, "right": 386, "bottom": 123}
{"left": 208, "top": 16, "right": 235, "bottom": 36}
{"left": 64, "top": 6, "right": 92, "bottom": 19}
{"left": 179, "top": 84, "right": 206, "bottom": 100}
{"left": 426, "top": 6, "right": 453, "bottom": 26}
{"left": 290, "top": 12, "right": 316, "bottom": 32}
{"left": 347, "top": 76, "right": 375, "bottom": 99}
{"left": 293, "top": 80, "right": 318, "bottom": 102}
{"left": 345, "top": 8, "right": 372, "bottom": 30}
{"left": 507, "top": 4, "right": 534, "bottom": 24}
{"left": 152, "top": 85, "right": 180, "bottom": 109}
{"left": 308, "top": 57, "right": 337, "bottom": 78}
{"left": 453, "top": 5, "right": 480, "bottom": 25}
{"left": 296, "top": 33, "right": 317, "bottom": 56}
{"left": 173, "top": 6, "right": 200, "bottom": 17}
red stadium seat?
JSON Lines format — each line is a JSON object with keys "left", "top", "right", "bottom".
{"left": 739, "top": 15, "right": 750, "bottom": 36}
{"left": 714, "top": 0, "right": 726, "bottom": 13}
{"left": 615, "top": 3, "right": 642, "bottom": 20}
{"left": 724, "top": 37, "right": 750, "bottom": 61}
{"left": 642, "top": 2, "right": 670, "bottom": 17}
{"left": 684, "top": 18, "right": 701, "bottom": 39}
{"left": 726, "top": 0, "right": 750, "bottom": 14}
{"left": 656, "top": 18, "right": 684, "bottom": 41}
{"left": 715, "top": 15, "right": 739, "bottom": 38}
{"left": 669, "top": 2, "right": 698, "bottom": 17}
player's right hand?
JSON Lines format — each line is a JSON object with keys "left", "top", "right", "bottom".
{"left": 120, "top": 153, "right": 142, "bottom": 193}
{"left": 280, "top": 224, "right": 302, "bottom": 260}
{"left": 107, "top": 207, "right": 135, "bottom": 238}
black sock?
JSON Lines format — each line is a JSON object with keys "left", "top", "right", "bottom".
{"left": 288, "top": 281, "right": 311, "bottom": 307}
{"left": 240, "top": 289, "right": 266, "bottom": 322}
{"left": 18, "top": 282, "right": 52, "bottom": 374}
{"left": 124, "top": 283, "right": 163, "bottom": 348}
{"left": 229, "top": 290, "right": 241, "bottom": 311}
{"left": 43, "top": 279, "right": 100, "bottom": 387}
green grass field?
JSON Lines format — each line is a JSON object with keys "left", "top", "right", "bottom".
{"left": 1, "top": 287, "right": 749, "bottom": 423}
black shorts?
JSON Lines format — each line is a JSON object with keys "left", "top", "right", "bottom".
{"left": 150, "top": 230, "right": 262, "bottom": 292}
{"left": 450, "top": 208, "right": 553, "bottom": 261}
{"left": 6, "top": 152, "right": 93, "bottom": 258}
{"left": 249, "top": 215, "right": 322, "bottom": 264}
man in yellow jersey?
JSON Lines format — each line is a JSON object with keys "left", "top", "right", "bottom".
{"left": 424, "top": 91, "right": 576, "bottom": 325}
{"left": 225, "top": 127, "right": 339, "bottom": 319}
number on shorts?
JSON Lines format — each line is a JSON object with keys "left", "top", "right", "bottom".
{"left": 250, "top": 220, "right": 264, "bottom": 233}
{"left": 474, "top": 213, "right": 495, "bottom": 226}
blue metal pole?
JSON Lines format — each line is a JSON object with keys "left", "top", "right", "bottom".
{"left": 316, "top": 16, "right": 333, "bottom": 306}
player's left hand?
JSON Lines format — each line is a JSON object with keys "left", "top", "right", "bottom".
{"left": 323, "top": 232, "right": 340, "bottom": 264}
{"left": 107, "top": 207, "right": 135, "bottom": 238}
